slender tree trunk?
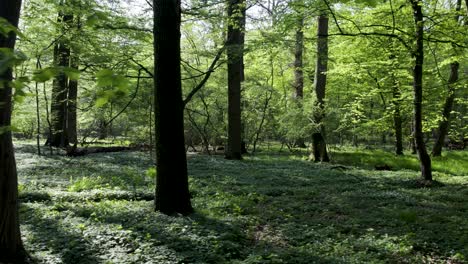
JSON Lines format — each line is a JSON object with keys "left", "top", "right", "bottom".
{"left": 252, "top": 90, "right": 273, "bottom": 153}
{"left": 392, "top": 77, "right": 404, "bottom": 155}
{"left": 411, "top": 0, "right": 432, "bottom": 181}
{"left": 293, "top": 16, "right": 304, "bottom": 99}
{"left": 149, "top": 97, "right": 154, "bottom": 162}
{"left": 35, "top": 60, "right": 42, "bottom": 156}
{"left": 67, "top": 53, "right": 78, "bottom": 144}
{"left": 410, "top": 123, "right": 417, "bottom": 154}
{"left": 98, "top": 118, "right": 107, "bottom": 139}
{"left": 311, "top": 14, "right": 330, "bottom": 162}
{"left": 153, "top": 0, "right": 193, "bottom": 214}
{"left": 225, "top": 0, "right": 245, "bottom": 160}
{"left": 432, "top": 62, "right": 459, "bottom": 156}
{"left": 43, "top": 83, "right": 53, "bottom": 155}
{"left": 0, "top": 0, "right": 25, "bottom": 262}
{"left": 49, "top": 11, "right": 73, "bottom": 147}
{"left": 293, "top": 15, "right": 307, "bottom": 148}
{"left": 431, "top": 0, "right": 462, "bottom": 157}
{"left": 67, "top": 28, "right": 79, "bottom": 145}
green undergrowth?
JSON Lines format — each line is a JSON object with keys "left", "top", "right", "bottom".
{"left": 15, "top": 142, "right": 468, "bottom": 263}
{"left": 328, "top": 146, "right": 468, "bottom": 176}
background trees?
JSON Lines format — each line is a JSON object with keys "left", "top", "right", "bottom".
{"left": 6, "top": 0, "right": 467, "bottom": 182}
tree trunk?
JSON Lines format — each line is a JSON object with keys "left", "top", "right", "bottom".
{"left": 293, "top": 15, "right": 307, "bottom": 148}
{"left": 35, "top": 64, "right": 42, "bottom": 156}
{"left": 431, "top": 62, "right": 459, "bottom": 156}
{"left": 153, "top": 0, "right": 193, "bottom": 215}
{"left": 293, "top": 16, "right": 304, "bottom": 99}
{"left": 225, "top": 0, "right": 245, "bottom": 160}
{"left": 411, "top": 0, "right": 432, "bottom": 181}
{"left": 98, "top": 117, "right": 109, "bottom": 140}
{"left": 311, "top": 14, "right": 330, "bottom": 162}
{"left": 431, "top": 0, "right": 462, "bottom": 157}
{"left": 392, "top": 77, "right": 404, "bottom": 155}
{"left": 49, "top": 10, "right": 73, "bottom": 147}
{"left": 0, "top": 0, "right": 25, "bottom": 261}
{"left": 67, "top": 50, "right": 78, "bottom": 144}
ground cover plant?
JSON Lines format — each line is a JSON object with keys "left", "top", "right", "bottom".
{"left": 16, "top": 142, "right": 468, "bottom": 263}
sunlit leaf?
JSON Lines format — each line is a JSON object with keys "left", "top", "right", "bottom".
{"left": 33, "top": 67, "right": 56, "bottom": 82}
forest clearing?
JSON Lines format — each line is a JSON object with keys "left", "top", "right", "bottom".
{"left": 1, "top": 0, "right": 467, "bottom": 262}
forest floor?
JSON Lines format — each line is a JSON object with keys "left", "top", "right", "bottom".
{"left": 15, "top": 142, "right": 468, "bottom": 264}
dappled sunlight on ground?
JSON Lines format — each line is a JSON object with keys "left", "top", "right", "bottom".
{"left": 15, "top": 142, "right": 468, "bottom": 263}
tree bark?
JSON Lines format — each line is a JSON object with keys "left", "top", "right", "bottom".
{"left": 225, "top": 0, "right": 245, "bottom": 160}
{"left": 293, "top": 16, "right": 304, "bottom": 99}
{"left": 49, "top": 10, "right": 73, "bottom": 147}
{"left": 411, "top": 0, "right": 432, "bottom": 181}
{"left": 431, "top": 62, "right": 459, "bottom": 156}
{"left": 0, "top": 0, "right": 25, "bottom": 262}
{"left": 67, "top": 50, "right": 78, "bottom": 144}
{"left": 293, "top": 15, "right": 307, "bottom": 148}
{"left": 392, "top": 77, "right": 403, "bottom": 155}
{"left": 431, "top": 0, "right": 462, "bottom": 157}
{"left": 312, "top": 14, "right": 330, "bottom": 162}
{"left": 153, "top": 0, "right": 193, "bottom": 214}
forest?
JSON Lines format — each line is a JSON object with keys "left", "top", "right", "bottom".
{"left": 0, "top": 0, "right": 467, "bottom": 262}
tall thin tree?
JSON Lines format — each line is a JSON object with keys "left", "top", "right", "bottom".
{"left": 0, "top": 0, "right": 26, "bottom": 261}
{"left": 311, "top": 13, "right": 330, "bottom": 162}
{"left": 410, "top": 0, "right": 432, "bottom": 181}
{"left": 153, "top": 0, "right": 193, "bottom": 214}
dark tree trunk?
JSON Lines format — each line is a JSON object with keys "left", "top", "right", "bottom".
{"left": 153, "top": 0, "right": 193, "bottom": 215}
{"left": 411, "top": 0, "right": 432, "bottom": 181}
{"left": 392, "top": 78, "right": 404, "bottom": 155}
{"left": 311, "top": 14, "right": 330, "bottom": 162}
{"left": 432, "top": 62, "right": 459, "bottom": 156}
{"left": 49, "top": 11, "right": 73, "bottom": 147}
{"left": 225, "top": 0, "right": 245, "bottom": 160}
{"left": 35, "top": 65, "right": 42, "bottom": 156}
{"left": 432, "top": 0, "right": 462, "bottom": 157}
{"left": 67, "top": 51, "right": 78, "bottom": 144}
{"left": 0, "top": 0, "right": 25, "bottom": 262}
{"left": 98, "top": 118, "right": 108, "bottom": 139}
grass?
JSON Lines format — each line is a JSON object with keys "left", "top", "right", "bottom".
{"left": 328, "top": 146, "right": 468, "bottom": 176}
{"left": 15, "top": 141, "right": 468, "bottom": 263}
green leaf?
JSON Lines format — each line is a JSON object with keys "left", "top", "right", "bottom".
{"left": 85, "top": 11, "right": 108, "bottom": 27}
{"left": 95, "top": 96, "right": 109, "bottom": 107}
{"left": 0, "top": 17, "right": 20, "bottom": 37}
{"left": 0, "top": 48, "right": 16, "bottom": 74}
{"left": 63, "top": 67, "right": 80, "bottom": 80}
{"left": 96, "top": 69, "right": 115, "bottom": 87}
{"left": 0, "top": 125, "right": 18, "bottom": 135}
{"left": 96, "top": 69, "right": 130, "bottom": 92}
{"left": 0, "top": 48, "right": 27, "bottom": 75}
{"left": 33, "top": 67, "right": 56, "bottom": 82}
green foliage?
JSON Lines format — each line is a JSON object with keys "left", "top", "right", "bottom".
{"left": 95, "top": 69, "right": 131, "bottom": 107}
{"left": 0, "top": 48, "right": 27, "bottom": 76}
{"left": 278, "top": 100, "right": 314, "bottom": 143}
{"left": 0, "top": 125, "right": 18, "bottom": 135}
{"left": 330, "top": 146, "right": 468, "bottom": 176}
